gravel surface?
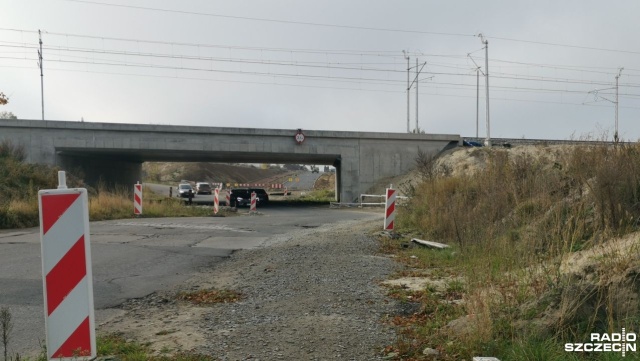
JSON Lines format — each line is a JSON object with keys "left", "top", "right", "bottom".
{"left": 101, "top": 217, "right": 399, "bottom": 360}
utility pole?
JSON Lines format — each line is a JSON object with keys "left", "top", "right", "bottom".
{"left": 478, "top": 34, "right": 490, "bottom": 146}
{"left": 403, "top": 50, "right": 410, "bottom": 133}
{"left": 415, "top": 58, "right": 419, "bottom": 133}
{"left": 476, "top": 67, "right": 480, "bottom": 138}
{"left": 615, "top": 68, "right": 623, "bottom": 143}
{"left": 38, "top": 30, "right": 44, "bottom": 121}
{"left": 468, "top": 53, "right": 483, "bottom": 140}
{"left": 588, "top": 68, "right": 624, "bottom": 142}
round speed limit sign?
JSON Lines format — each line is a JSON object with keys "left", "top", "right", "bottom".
{"left": 294, "top": 129, "right": 305, "bottom": 144}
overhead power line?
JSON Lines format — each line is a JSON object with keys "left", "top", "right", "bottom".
{"left": 492, "top": 36, "right": 640, "bottom": 56}
{"left": 5, "top": 41, "right": 637, "bottom": 88}
{"left": 6, "top": 54, "right": 640, "bottom": 98}
{"left": 3, "top": 62, "right": 640, "bottom": 111}
{"left": 0, "top": 28, "right": 417, "bottom": 57}
{"left": 58, "top": 0, "right": 477, "bottom": 38}
{"left": 52, "top": 1, "right": 640, "bottom": 56}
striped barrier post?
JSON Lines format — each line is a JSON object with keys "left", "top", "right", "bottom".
{"left": 38, "top": 171, "right": 96, "bottom": 360}
{"left": 213, "top": 188, "right": 219, "bottom": 214}
{"left": 384, "top": 187, "right": 396, "bottom": 230}
{"left": 250, "top": 191, "right": 257, "bottom": 212}
{"left": 134, "top": 181, "right": 142, "bottom": 215}
{"left": 284, "top": 186, "right": 288, "bottom": 197}
{"left": 226, "top": 190, "right": 231, "bottom": 206}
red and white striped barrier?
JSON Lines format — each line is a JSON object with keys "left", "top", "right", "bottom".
{"left": 384, "top": 187, "right": 396, "bottom": 230}
{"left": 134, "top": 182, "right": 142, "bottom": 215}
{"left": 213, "top": 188, "right": 219, "bottom": 214}
{"left": 284, "top": 186, "right": 288, "bottom": 197}
{"left": 38, "top": 171, "right": 96, "bottom": 360}
{"left": 225, "top": 190, "right": 231, "bottom": 206}
{"left": 228, "top": 183, "right": 283, "bottom": 189}
{"left": 250, "top": 191, "right": 257, "bottom": 212}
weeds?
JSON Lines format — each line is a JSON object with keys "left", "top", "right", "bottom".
{"left": 97, "top": 333, "right": 216, "bottom": 361}
{"left": 177, "top": 289, "right": 244, "bottom": 305}
{"left": 385, "top": 142, "right": 640, "bottom": 359}
{"left": 0, "top": 317, "right": 213, "bottom": 361}
{"left": 1, "top": 307, "right": 12, "bottom": 361}
{"left": 0, "top": 144, "right": 222, "bottom": 229}
{"left": 297, "top": 189, "right": 335, "bottom": 202}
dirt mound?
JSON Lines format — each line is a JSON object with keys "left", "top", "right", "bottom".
{"left": 419, "top": 144, "right": 640, "bottom": 341}
{"left": 313, "top": 173, "right": 335, "bottom": 191}
{"left": 143, "top": 162, "right": 286, "bottom": 184}
{"left": 432, "top": 144, "right": 572, "bottom": 177}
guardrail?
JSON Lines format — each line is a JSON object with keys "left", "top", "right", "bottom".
{"left": 463, "top": 137, "right": 631, "bottom": 147}
{"left": 330, "top": 193, "right": 409, "bottom": 208}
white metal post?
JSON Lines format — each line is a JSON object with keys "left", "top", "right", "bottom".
{"left": 416, "top": 58, "right": 419, "bottom": 133}
{"left": 615, "top": 68, "right": 623, "bottom": 142}
{"left": 482, "top": 35, "right": 491, "bottom": 146}
{"left": 406, "top": 52, "right": 410, "bottom": 133}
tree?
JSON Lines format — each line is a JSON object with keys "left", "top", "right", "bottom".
{"left": 0, "top": 112, "right": 16, "bottom": 120}
{"left": 0, "top": 93, "right": 7, "bottom": 106}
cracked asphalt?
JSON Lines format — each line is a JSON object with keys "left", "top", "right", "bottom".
{"left": 0, "top": 204, "right": 380, "bottom": 357}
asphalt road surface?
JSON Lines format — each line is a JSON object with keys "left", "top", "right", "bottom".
{"left": 0, "top": 204, "right": 380, "bottom": 357}
{"left": 282, "top": 171, "right": 324, "bottom": 191}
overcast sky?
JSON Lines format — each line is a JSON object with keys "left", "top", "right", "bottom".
{"left": 2, "top": 0, "right": 639, "bottom": 140}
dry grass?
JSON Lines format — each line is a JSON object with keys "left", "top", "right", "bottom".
{"left": 176, "top": 289, "right": 244, "bottom": 305}
{"left": 387, "top": 142, "right": 640, "bottom": 360}
{"left": 0, "top": 148, "right": 220, "bottom": 228}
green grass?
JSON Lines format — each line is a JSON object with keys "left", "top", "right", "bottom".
{"left": 2, "top": 333, "right": 216, "bottom": 361}
{"left": 297, "top": 189, "right": 335, "bottom": 202}
{"left": 97, "top": 334, "right": 216, "bottom": 361}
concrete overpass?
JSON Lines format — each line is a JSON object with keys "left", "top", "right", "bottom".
{"left": 0, "top": 119, "right": 460, "bottom": 201}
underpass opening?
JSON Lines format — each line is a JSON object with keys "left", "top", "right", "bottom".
{"left": 143, "top": 161, "right": 338, "bottom": 207}
{"left": 56, "top": 148, "right": 343, "bottom": 203}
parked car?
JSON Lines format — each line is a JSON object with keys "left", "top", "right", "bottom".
{"left": 177, "top": 183, "right": 194, "bottom": 198}
{"left": 229, "top": 188, "right": 269, "bottom": 207}
{"left": 196, "top": 182, "right": 212, "bottom": 195}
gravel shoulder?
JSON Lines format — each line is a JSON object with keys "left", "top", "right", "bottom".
{"left": 99, "top": 217, "right": 399, "bottom": 360}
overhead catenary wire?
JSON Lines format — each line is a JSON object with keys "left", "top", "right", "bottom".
{"left": 47, "top": 1, "right": 640, "bottom": 57}
{"left": 4, "top": 54, "right": 640, "bottom": 98}
{"left": 1, "top": 27, "right": 639, "bottom": 126}
{"left": 5, "top": 42, "right": 639, "bottom": 89}
{"left": 3, "top": 62, "right": 640, "bottom": 111}
{"left": 2, "top": 28, "right": 639, "bottom": 78}
{"left": 56, "top": 0, "right": 478, "bottom": 38}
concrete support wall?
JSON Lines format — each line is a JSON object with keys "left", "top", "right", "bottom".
{"left": 0, "top": 119, "right": 460, "bottom": 202}
{"left": 58, "top": 155, "right": 142, "bottom": 189}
